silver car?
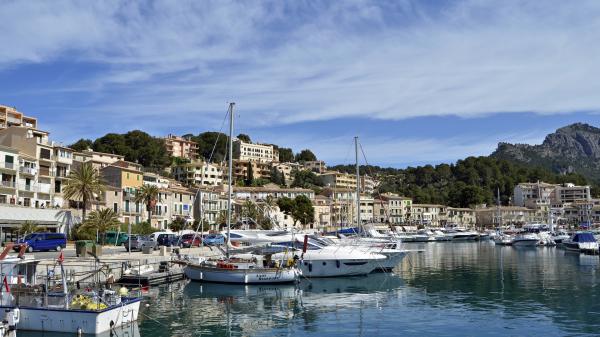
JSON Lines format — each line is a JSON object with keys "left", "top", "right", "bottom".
{"left": 124, "top": 235, "right": 157, "bottom": 251}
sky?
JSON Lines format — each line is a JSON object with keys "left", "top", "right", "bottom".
{"left": 1, "top": 0, "right": 599, "bottom": 167}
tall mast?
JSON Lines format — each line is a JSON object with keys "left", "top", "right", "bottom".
{"left": 226, "top": 102, "right": 235, "bottom": 258}
{"left": 355, "top": 136, "right": 361, "bottom": 228}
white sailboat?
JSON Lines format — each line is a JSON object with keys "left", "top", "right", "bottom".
{"left": 183, "top": 103, "right": 300, "bottom": 284}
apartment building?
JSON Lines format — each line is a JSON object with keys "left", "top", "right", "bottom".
{"left": 0, "top": 105, "right": 37, "bottom": 130}
{"left": 411, "top": 204, "right": 447, "bottom": 227}
{"left": 302, "top": 160, "right": 327, "bottom": 174}
{"left": 232, "top": 160, "right": 271, "bottom": 182}
{"left": 313, "top": 195, "right": 332, "bottom": 229}
{"left": 231, "top": 183, "right": 314, "bottom": 202}
{"left": 556, "top": 183, "right": 591, "bottom": 204}
{"left": 360, "top": 175, "right": 378, "bottom": 194}
{"left": 320, "top": 188, "right": 357, "bottom": 226}
{"left": 319, "top": 171, "right": 357, "bottom": 191}
{"left": 514, "top": 181, "right": 591, "bottom": 207}
{"left": 272, "top": 162, "right": 301, "bottom": 185}
{"left": 73, "top": 150, "right": 124, "bottom": 170}
{"left": 374, "top": 193, "right": 412, "bottom": 224}
{"left": 172, "top": 160, "right": 223, "bottom": 186}
{"left": 359, "top": 194, "right": 374, "bottom": 223}
{"left": 475, "top": 206, "right": 538, "bottom": 227}
{"left": 233, "top": 140, "right": 276, "bottom": 163}
{"left": 446, "top": 207, "right": 477, "bottom": 228}
{"left": 164, "top": 134, "right": 198, "bottom": 160}
{"left": 0, "top": 126, "right": 73, "bottom": 209}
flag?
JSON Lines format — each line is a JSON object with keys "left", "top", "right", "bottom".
{"left": 57, "top": 251, "right": 64, "bottom": 263}
{"left": 3, "top": 276, "right": 9, "bottom": 293}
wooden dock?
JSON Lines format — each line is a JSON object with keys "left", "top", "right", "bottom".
{"left": 117, "top": 269, "right": 185, "bottom": 286}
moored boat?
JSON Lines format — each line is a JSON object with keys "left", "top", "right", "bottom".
{"left": 511, "top": 233, "right": 539, "bottom": 247}
{"left": 562, "top": 232, "right": 599, "bottom": 253}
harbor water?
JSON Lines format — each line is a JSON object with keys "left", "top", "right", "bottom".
{"left": 21, "top": 241, "right": 600, "bottom": 336}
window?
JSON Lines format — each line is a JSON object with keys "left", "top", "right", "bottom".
{"left": 54, "top": 180, "right": 61, "bottom": 193}
{"left": 127, "top": 173, "right": 130, "bottom": 179}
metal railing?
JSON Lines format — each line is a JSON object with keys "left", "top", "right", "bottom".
{"left": 19, "top": 166, "right": 37, "bottom": 175}
{"left": 0, "top": 162, "right": 15, "bottom": 170}
{"left": 0, "top": 181, "right": 16, "bottom": 188}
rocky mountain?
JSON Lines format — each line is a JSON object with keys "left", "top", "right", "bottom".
{"left": 491, "top": 123, "right": 600, "bottom": 183}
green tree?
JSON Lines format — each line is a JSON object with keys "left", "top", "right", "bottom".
{"left": 188, "top": 132, "right": 228, "bottom": 162}
{"left": 169, "top": 217, "right": 187, "bottom": 232}
{"left": 292, "top": 195, "right": 314, "bottom": 228}
{"left": 134, "top": 185, "right": 160, "bottom": 226}
{"left": 63, "top": 162, "right": 105, "bottom": 220}
{"left": 295, "top": 149, "right": 317, "bottom": 162}
{"left": 241, "top": 200, "right": 260, "bottom": 225}
{"left": 237, "top": 134, "right": 251, "bottom": 142}
{"left": 291, "top": 170, "right": 323, "bottom": 189}
{"left": 277, "top": 197, "right": 295, "bottom": 217}
{"left": 18, "top": 221, "right": 44, "bottom": 236}
{"left": 92, "top": 130, "right": 170, "bottom": 170}
{"left": 68, "top": 139, "right": 93, "bottom": 152}
{"left": 278, "top": 148, "right": 295, "bottom": 162}
{"left": 245, "top": 161, "right": 254, "bottom": 186}
{"left": 80, "top": 208, "right": 121, "bottom": 244}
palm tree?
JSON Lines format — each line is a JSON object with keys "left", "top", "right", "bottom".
{"left": 19, "top": 220, "right": 44, "bottom": 236}
{"left": 81, "top": 208, "right": 121, "bottom": 244}
{"left": 134, "top": 184, "right": 160, "bottom": 227}
{"left": 63, "top": 162, "right": 105, "bottom": 221}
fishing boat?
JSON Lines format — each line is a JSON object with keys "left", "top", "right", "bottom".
{"left": 183, "top": 103, "right": 300, "bottom": 284}
{"left": 0, "top": 247, "right": 140, "bottom": 334}
{"left": 562, "top": 232, "right": 599, "bottom": 253}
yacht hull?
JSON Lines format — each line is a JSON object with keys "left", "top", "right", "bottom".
{"left": 511, "top": 239, "right": 538, "bottom": 247}
{"left": 184, "top": 264, "right": 298, "bottom": 284}
{"left": 297, "top": 258, "right": 380, "bottom": 277}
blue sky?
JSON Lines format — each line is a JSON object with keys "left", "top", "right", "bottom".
{"left": 1, "top": 0, "right": 599, "bottom": 167}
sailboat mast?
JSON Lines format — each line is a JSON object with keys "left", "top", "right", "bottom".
{"left": 226, "top": 102, "right": 235, "bottom": 258}
{"left": 355, "top": 136, "right": 361, "bottom": 228}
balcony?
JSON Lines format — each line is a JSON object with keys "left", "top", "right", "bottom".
{"left": 0, "top": 162, "right": 16, "bottom": 171}
{"left": 19, "top": 166, "right": 37, "bottom": 175}
{"left": 55, "top": 170, "right": 69, "bottom": 178}
{"left": 38, "top": 169, "right": 52, "bottom": 177}
{"left": 0, "top": 181, "right": 16, "bottom": 189}
{"left": 18, "top": 184, "right": 36, "bottom": 192}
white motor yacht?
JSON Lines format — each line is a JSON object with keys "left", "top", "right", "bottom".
{"left": 511, "top": 233, "right": 539, "bottom": 247}
{"left": 562, "top": 232, "right": 599, "bottom": 253}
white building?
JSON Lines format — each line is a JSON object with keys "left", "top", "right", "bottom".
{"left": 233, "top": 140, "right": 276, "bottom": 163}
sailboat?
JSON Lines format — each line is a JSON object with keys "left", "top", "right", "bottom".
{"left": 183, "top": 103, "right": 300, "bottom": 284}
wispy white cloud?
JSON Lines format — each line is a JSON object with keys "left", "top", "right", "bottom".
{"left": 1, "top": 0, "right": 599, "bottom": 165}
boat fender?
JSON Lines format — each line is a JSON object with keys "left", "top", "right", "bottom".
{"left": 302, "top": 235, "right": 309, "bottom": 258}
{"left": 308, "top": 262, "right": 312, "bottom": 272}
{"left": 336, "top": 260, "right": 340, "bottom": 268}
{"left": 77, "top": 327, "right": 83, "bottom": 336}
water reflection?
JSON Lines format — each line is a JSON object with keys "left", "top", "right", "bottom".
{"left": 135, "top": 242, "right": 600, "bottom": 336}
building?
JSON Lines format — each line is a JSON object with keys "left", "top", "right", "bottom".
{"left": 232, "top": 160, "right": 271, "bottom": 183}
{"left": 0, "top": 105, "right": 37, "bottom": 130}
{"left": 556, "top": 183, "right": 591, "bottom": 204}
{"left": 411, "top": 204, "right": 447, "bottom": 227}
{"left": 360, "top": 175, "right": 378, "bottom": 194}
{"left": 475, "top": 206, "right": 538, "bottom": 227}
{"left": 358, "top": 194, "right": 374, "bottom": 223}
{"left": 445, "top": 207, "right": 477, "bottom": 228}
{"left": 164, "top": 134, "right": 198, "bottom": 160}
{"left": 231, "top": 183, "right": 314, "bottom": 202}
{"left": 374, "top": 193, "right": 412, "bottom": 224}
{"left": 319, "top": 171, "right": 357, "bottom": 191}
{"left": 73, "top": 150, "right": 125, "bottom": 170}
{"left": 313, "top": 195, "right": 332, "bottom": 229}
{"left": 272, "top": 162, "right": 301, "bottom": 186}
{"left": 233, "top": 140, "right": 276, "bottom": 163}
{"left": 173, "top": 160, "right": 223, "bottom": 187}
{"left": 0, "top": 126, "right": 74, "bottom": 209}
{"left": 514, "top": 181, "right": 591, "bottom": 207}
{"left": 320, "top": 188, "right": 357, "bottom": 226}
{"left": 302, "top": 160, "right": 326, "bottom": 174}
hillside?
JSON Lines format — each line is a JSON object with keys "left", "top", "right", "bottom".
{"left": 491, "top": 123, "right": 600, "bottom": 183}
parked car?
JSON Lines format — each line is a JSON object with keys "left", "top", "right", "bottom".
{"left": 156, "top": 233, "right": 177, "bottom": 247}
{"left": 99, "top": 231, "right": 129, "bottom": 246}
{"left": 178, "top": 233, "right": 202, "bottom": 248}
{"left": 123, "top": 235, "right": 157, "bottom": 252}
{"left": 203, "top": 234, "right": 225, "bottom": 246}
{"left": 14, "top": 232, "right": 67, "bottom": 253}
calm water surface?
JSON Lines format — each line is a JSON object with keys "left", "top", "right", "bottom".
{"left": 23, "top": 242, "right": 600, "bottom": 337}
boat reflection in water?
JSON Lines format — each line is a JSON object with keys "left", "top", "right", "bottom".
{"left": 17, "top": 322, "right": 140, "bottom": 337}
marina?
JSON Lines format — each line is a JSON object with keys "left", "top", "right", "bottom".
{"left": 127, "top": 241, "right": 600, "bottom": 337}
